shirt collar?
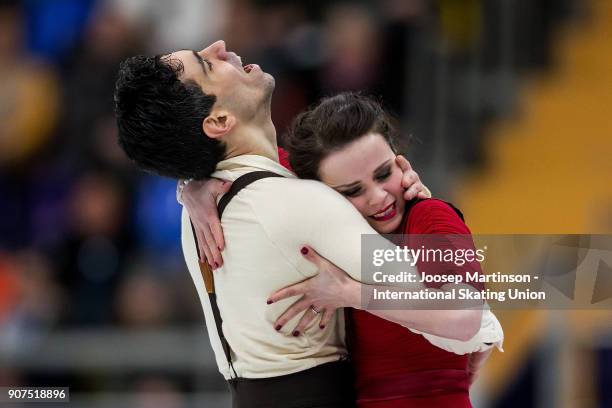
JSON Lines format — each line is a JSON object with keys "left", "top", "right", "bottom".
{"left": 212, "top": 154, "right": 296, "bottom": 181}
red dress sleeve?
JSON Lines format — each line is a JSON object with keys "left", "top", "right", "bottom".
{"left": 405, "top": 199, "right": 484, "bottom": 291}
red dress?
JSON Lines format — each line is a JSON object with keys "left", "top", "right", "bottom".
{"left": 348, "top": 199, "right": 484, "bottom": 407}
{"left": 277, "top": 148, "right": 480, "bottom": 407}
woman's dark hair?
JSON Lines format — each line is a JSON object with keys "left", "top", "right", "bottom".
{"left": 286, "top": 92, "right": 399, "bottom": 180}
{"left": 114, "top": 55, "right": 224, "bottom": 180}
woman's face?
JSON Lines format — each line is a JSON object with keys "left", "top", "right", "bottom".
{"left": 319, "top": 133, "right": 405, "bottom": 233}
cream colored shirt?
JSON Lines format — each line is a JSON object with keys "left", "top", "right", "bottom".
{"left": 181, "top": 155, "right": 503, "bottom": 380}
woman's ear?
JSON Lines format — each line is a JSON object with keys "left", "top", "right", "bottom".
{"left": 203, "top": 112, "right": 237, "bottom": 139}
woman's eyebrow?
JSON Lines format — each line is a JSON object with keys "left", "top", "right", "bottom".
{"left": 373, "top": 160, "right": 392, "bottom": 174}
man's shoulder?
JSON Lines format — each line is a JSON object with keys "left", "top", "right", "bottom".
{"left": 250, "top": 177, "right": 342, "bottom": 202}
{"left": 246, "top": 177, "right": 360, "bottom": 224}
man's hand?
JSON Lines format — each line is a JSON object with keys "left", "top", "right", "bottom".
{"left": 182, "top": 178, "right": 232, "bottom": 268}
{"left": 396, "top": 155, "right": 431, "bottom": 200}
{"left": 267, "top": 245, "right": 360, "bottom": 336}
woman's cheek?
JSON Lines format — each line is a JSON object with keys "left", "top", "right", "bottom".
{"left": 348, "top": 196, "right": 369, "bottom": 218}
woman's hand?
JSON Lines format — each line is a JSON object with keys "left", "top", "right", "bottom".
{"left": 467, "top": 349, "right": 493, "bottom": 385}
{"left": 267, "top": 245, "right": 361, "bottom": 335}
{"left": 395, "top": 155, "right": 431, "bottom": 200}
{"left": 182, "top": 178, "right": 232, "bottom": 268}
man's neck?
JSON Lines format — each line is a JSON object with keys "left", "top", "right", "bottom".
{"left": 223, "top": 119, "right": 279, "bottom": 162}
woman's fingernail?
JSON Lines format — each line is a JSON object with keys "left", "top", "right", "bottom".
{"left": 292, "top": 331, "right": 300, "bottom": 336}
{"left": 275, "top": 325, "right": 282, "bottom": 331}
{"left": 214, "top": 262, "right": 219, "bottom": 268}
{"left": 300, "top": 247, "right": 308, "bottom": 255}
{"left": 319, "top": 325, "right": 326, "bottom": 330}
{"left": 266, "top": 299, "right": 273, "bottom": 305}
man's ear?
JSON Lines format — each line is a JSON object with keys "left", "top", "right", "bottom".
{"left": 203, "top": 112, "right": 237, "bottom": 139}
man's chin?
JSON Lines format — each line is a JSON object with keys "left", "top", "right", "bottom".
{"left": 263, "top": 73, "right": 275, "bottom": 91}
{"left": 262, "top": 74, "right": 275, "bottom": 102}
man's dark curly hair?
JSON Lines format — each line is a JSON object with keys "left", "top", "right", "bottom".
{"left": 114, "top": 55, "right": 224, "bottom": 180}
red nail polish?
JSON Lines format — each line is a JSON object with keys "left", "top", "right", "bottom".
{"left": 292, "top": 331, "right": 300, "bottom": 336}
{"left": 319, "top": 325, "right": 325, "bottom": 330}
{"left": 300, "top": 247, "right": 308, "bottom": 255}
{"left": 266, "top": 300, "right": 273, "bottom": 305}
{"left": 275, "top": 325, "right": 282, "bottom": 331}
{"left": 215, "top": 262, "right": 219, "bottom": 268}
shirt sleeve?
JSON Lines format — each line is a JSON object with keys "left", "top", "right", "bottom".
{"left": 413, "top": 307, "right": 505, "bottom": 355}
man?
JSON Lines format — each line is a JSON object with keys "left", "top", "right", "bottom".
{"left": 114, "top": 40, "right": 498, "bottom": 407}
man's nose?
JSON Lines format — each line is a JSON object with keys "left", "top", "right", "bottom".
{"left": 200, "top": 40, "right": 227, "bottom": 59}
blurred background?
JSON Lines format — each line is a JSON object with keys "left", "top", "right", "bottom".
{"left": 0, "top": 0, "right": 611, "bottom": 407}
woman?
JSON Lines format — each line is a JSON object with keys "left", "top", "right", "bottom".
{"left": 183, "top": 93, "right": 503, "bottom": 407}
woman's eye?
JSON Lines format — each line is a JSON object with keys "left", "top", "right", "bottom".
{"left": 342, "top": 188, "right": 362, "bottom": 198}
{"left": 206, "top": 60, "right": 213, "bottom": 70}
{"left": 375, "top": 170, "right": 391, "bottom": 181}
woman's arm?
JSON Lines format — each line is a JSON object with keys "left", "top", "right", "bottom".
{"left": 269, "top": 200, "right": 486, "bottom": 341}
{"left": 468, "top": 349, "right": 494, "bottom": 384}
{"left": 178, "top": 177, "right": 231, "bottom": 267}
{"left": 348, "top": 279, "right": 482, "bottom": 342}
{"left": 268, "top": 245, "right": 482, "bottom": 341}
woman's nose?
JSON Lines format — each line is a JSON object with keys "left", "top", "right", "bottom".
{"left": 367, "top": 187, "right": 387, "bottom": 208}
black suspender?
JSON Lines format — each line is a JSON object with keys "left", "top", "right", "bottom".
{"left": 217, "top": 171, "right": 284, "bottom": 217}
{"left": 189, "top": 171, "right": 284, "bottom": 379}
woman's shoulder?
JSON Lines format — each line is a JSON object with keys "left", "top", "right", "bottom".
{"left": 406, "top": 198, "right": 469, "bottom": 234}
{"left": 410, "top": 198, "right": 461, "bottom": 217}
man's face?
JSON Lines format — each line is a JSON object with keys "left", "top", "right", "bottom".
{"left": 165, "top": 40, "right": 274, "bottom": 120}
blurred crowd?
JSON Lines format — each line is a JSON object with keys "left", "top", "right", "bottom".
{"left": 0, "top": 0, "right": 581, "bottom": 405}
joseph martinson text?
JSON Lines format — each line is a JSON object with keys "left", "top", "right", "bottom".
{"left": 372, "top": 271, "right": 533, "bottom": 284}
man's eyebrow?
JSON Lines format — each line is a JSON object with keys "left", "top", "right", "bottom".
{"left": 191, "top": 50, "right": 209, "bottom": 77}
{"left": 332, "top": 159, "right": 392, "bottom": 189}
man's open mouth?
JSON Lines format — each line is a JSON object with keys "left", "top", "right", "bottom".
{"left": 243, "top": 64, "right": 259, "bottom": 74}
